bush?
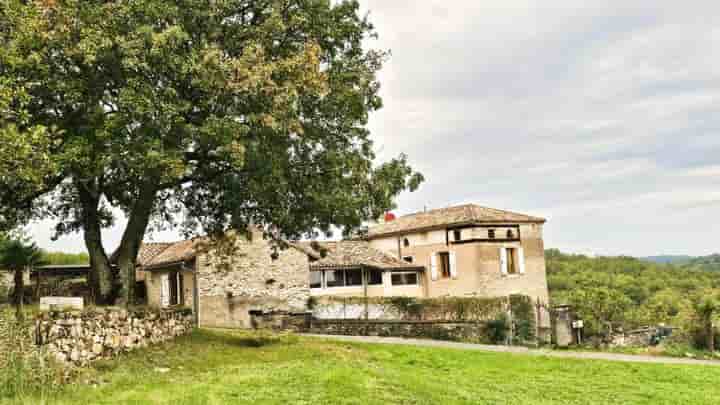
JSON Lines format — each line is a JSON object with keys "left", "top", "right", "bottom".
{"left": 0, "top": 309, "right": 64, "bottom": 399}
{"left": 485, "top": 314, "right": 509, "bottom": 344}
{"left": 510, "top": 295, "right": 536, "bottom": 343}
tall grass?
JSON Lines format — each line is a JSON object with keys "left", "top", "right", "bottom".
{"left": 0, "top": 307, "right": 62, "bottom": 401}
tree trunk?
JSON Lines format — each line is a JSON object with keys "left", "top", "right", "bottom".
{"left": 116, "top": 183, "right": 157, "bottom": 307}
{"left": 14, "top": 267, "right": 24, "bottom": 321}
{"left": 77, "top": 182, "right": 115, "bottom": 304}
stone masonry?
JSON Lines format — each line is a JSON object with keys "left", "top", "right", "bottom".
{"left": 196, "top": 232, "right": 311, "bottom": 328}
{"left": 35, "top": 307, "right": 193, "bottom": 366}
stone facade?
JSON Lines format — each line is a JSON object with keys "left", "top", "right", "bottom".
{"left": 35, "top": 307, "right": 193, "bottom": 366}
{"left": 368, "top": 223, "right": 549, "bottom": 305}
{"left": 195, "top": 232, "right": 311, "bottom": 328}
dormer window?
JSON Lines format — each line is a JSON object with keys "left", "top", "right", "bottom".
{"left": 506, "top": 229, "right": 514, "bottom": 239}
{"left": 403, "top": 238, "right": 410, "bottom": 247}
{"left": 453, "top": 230, "right": 461, "bottom": 241}
{"left": 488, "top": 229, "right": 496, "bottom": 239}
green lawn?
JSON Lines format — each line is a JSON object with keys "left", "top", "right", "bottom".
{"left": 9, "top": 329, "right": 720, "bottom": 405}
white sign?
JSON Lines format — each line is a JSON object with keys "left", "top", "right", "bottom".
{"left": 572, "top": 320, "right": 584, "bottom": 329}
{"left": 40, "top": 297, "right": 84, "bottom": 311}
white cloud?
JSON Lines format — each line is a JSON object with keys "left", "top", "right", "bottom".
{"left": 29, "top": 0, "right": 720, "bottom": 257}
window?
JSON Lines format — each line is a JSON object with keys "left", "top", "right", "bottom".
{"left": 345, "top": 269, "right": 363, "bottom": 286}
{"left": 391, "top": 272, "right": 418, "bottom": 286}
{"left": 438, "top": 252, "right": 451, "bottom": 278}
{"left": 488, "top": 229, "right": 496, "bottom": 239}
{"left": 453, "top": 229, "right": 462, "bottom": 241}
{"left": 325, "top": 270, "right": 345, "bottom": 287}
{"left": 367, "top": 269, "right": 383, "bottom": 285}
{"left": 402, "top": 256, "right": 413, "bottom": 263}
{"left": 503, "top": 248, "right": 521, "bottom": 275}
{"left": 507, "top": 248, "right": 517, "bottom": 274}
{"left": 403, "top": 238, "right": 410, "bottom": 247}
{"left": 506, "top": 229, "right": 514, "bottom": 239}
{"left": 309, "top": 271, "right": 322, "bottom": 289}
{"left": 162, "top": 271, "right": 184, "bottom": 307}
{"left": 313, "top": 269, "right": 385, "bottom": 288}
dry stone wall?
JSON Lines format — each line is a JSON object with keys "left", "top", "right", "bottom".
{"left": 35, "top": 307, "right": 193, "bottom": 366}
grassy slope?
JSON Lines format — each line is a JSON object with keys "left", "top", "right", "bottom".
{"left": 8, "top": 329, "right": 720, "bottom": 405}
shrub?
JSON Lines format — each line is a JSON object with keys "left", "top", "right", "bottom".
{"left": 485, "top": 314, "right": 509, "bottom": 344}
{"left": 510, "top": 295, "right": 536, "bottom": 342}
{"left": 0, "top": 309, "right": 64, "bottom": 399}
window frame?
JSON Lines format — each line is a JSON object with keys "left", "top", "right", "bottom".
{"left": 366, "top": 269, "right": 383, "bottom": 286}
{"left": 391, "top": 272, "right": 419, "bottom": 286}
{"left": 309, "top": 271, "right": 323, "bottom": 289}
{"left": 437, "top": 251, "right": 451, "bottom": 278}
{"left": 505, "top": 248, "right": 519, "bottom": 275}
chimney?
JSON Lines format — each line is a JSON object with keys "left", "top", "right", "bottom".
{"left": 384, "top": 212, "right": 396, "bottom": 222}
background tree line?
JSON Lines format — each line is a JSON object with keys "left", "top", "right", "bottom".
{"left": 546, "top": 249, "right": 720, "bottom": 349}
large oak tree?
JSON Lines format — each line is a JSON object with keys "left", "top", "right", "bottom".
{"left": 0, "top": 0, "right": 422, "bottom": 305}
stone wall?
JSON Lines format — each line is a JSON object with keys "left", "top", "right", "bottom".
{"left": 196, "top": 231, "right": 311, "bottom": 328}
{"left": 309, "top": 319, "right": 495, "bottom": 343}
{"left": 35, "top": 307, "right": 194, "bottom": 366}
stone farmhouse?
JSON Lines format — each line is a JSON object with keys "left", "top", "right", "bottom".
{"left": 362, "top": 204, "right": 549, "bottom": 303}
{"left": 134, "top": 203, "right": 550, "bottom": 328}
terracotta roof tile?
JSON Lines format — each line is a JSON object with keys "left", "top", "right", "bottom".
{"left": 309, "top": 240, "right": 422, "bottom": 271}
{"left": 135, "top": 243, "right": 174, "bottom": 267}
{"left": 367, "top": 203, "right": 545, "bottom": 238}
{"left": 142, "top": 238, "right": 205, "bottom": 268}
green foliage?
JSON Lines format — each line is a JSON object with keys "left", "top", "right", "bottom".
{"left": 485, "top": 314, "right": 509, "bottom": 344}
{"left": 509, "top": 294, "right": 535, "bottom": 342}
{"left": 14, "top": 329, "right": 720, "bottom": 404}
{"left": 0, "top": 308, "right": 63, "bottom": 400}
{"left": 547, "top": 249, "right": 720, "bottom": 341}
{"left": 40, "top": 251, "right": 89, "bottom": 266}
{"left": 0, "top": 0, "right": 423, "bottom": 305}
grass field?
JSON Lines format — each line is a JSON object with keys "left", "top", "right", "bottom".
{"left": 7, "top": 329, "right": 720, "bottom": 405}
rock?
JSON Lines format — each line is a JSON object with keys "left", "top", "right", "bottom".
{"left": 70, "top": 350, "right": 80, "bottom": 362}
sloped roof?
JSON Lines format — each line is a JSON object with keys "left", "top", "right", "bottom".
{"left": 136, "top": 236, "right": 311, "bottom": 270}
{"left": 308, "top": 240, "right": 424, "bottom": 271}
{"left": 367, "top": 203, "right": 545, "bottom": 238}
{"left": 135, "top": 242, "right": 175, "bottom": 267}
{"left": 141, "top": 239, "right": 206, "bottom": 268}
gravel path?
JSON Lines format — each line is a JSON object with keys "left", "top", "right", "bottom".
{"left": 303, "top": 334, "right": 720, "bottom": 367}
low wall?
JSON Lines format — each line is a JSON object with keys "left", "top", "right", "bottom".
{"left": 35, "top": 307, "right": 194, "bottom": 366}
{"left": 309, "top": 319, "right": 494, "bottom": 343}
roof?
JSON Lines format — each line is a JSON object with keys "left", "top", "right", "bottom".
{"left": 135, "top": 235, "right": 313, "bottom": 271}
{"left": 136, "top": 243, "right": 175, "bottom": 266}
{"left": 138, "top": 238, "right": 204, "bottom": 268}
{"left": 367, "top": 203, "right": 546, "bottom": 238}
{"left": 308, "top": 240, "right": 424, "bottom": 271}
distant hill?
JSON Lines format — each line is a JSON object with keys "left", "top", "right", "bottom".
{"left": 640, "top": 255, "right": 695, "bottom": 265}
{"left": 639, "top": 254, "right": 720, "bottom": 272}
{"left": 682, "top": 254, "right": 720, "bottom": 272}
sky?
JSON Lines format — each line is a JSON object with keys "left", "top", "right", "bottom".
{"left": 27, "top": 0, "right": 720, "bottom": 257}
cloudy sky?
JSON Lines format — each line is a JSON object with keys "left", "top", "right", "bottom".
{"left": 29, "top": 1, "right": 720, "bottom": 257}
